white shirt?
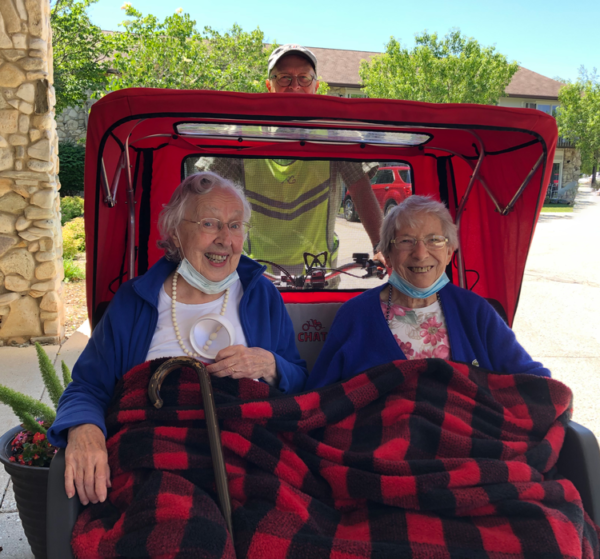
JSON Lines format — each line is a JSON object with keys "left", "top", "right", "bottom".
{"left": 146, "top": 279, "right": 248, "bottom": 363}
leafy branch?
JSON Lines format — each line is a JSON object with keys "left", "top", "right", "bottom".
{"left": 359, "top": 29, "right": 519, "bottom": 106}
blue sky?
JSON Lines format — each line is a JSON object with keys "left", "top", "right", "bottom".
{"left": 88, "top": 0, "right": 598, "bottom": 83}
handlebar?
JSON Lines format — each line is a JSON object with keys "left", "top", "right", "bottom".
{"left": 257, "top": 252, "right": 387, "bottom": 290}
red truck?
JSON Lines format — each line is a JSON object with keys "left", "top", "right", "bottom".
{"left": 342, "top": 164, "right": 413, "bottom": 221}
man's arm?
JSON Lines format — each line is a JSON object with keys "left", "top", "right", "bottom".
{"left": 340, "top": 162, "right": 385, "bottom": 263}
{"left": 346, "top": 174, "right": 382, "bottom": 248}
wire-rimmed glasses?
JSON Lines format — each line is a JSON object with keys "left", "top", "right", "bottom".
{"left": 182, "top": 218, "right": 252, "bottom": 237}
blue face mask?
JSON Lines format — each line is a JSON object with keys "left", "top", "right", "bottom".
{"left": 177, "top": 258, "right": 239, "bottom": 295}
{"left": 175, "top": 230, "right": 239, "bottom": 295}
{"left": 389, "top": 270, "right": 450, "bottom": 300}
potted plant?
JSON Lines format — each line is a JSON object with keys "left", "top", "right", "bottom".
{"left": 0, "top": 343, "right": 72, "bottom": 559}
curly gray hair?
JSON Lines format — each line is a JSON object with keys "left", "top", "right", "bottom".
{"left": 157, "top": 171, "right": 252, "bottom": 261}
{"left": 380, "top": 195, "right": 459, "bottom": 260}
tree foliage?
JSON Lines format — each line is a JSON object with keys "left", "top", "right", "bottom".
{"left": 556, "top": 67, "right": 600, "bottom": 185}
{"left": 50, "top": 0, "right": 110, "bottom": 114}
{"left": 359, "top": 29, "right": 519, "bottom": 105}
{"left": 106, "top": 6, "right": 276, "bottom": 93}
{"left": 58, "top": 141, "right": 86, "bottom": 196}
{"left": 49, "top": 3, "right": 326, "bottom": 112}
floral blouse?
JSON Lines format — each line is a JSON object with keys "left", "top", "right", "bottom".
{"left": 380, "top": 298, "right": 451, "bottom": 360}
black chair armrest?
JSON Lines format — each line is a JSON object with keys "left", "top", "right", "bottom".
{"left": 556, "top": 420, "right": 600, "bottom": 526}
{"left": 47, "top": 447, "right": 81, "bottom": 559}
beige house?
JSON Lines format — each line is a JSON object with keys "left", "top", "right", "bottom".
{"left": 310, "top": 47, "right": 576, "bottom": 194}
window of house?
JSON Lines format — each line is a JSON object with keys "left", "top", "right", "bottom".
{"left": 547, "top": 162, "right": 562, "bottom": 198}
{"left": 525, "top": 102, "right": 560, "bottom": 116}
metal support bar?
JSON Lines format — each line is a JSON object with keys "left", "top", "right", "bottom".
{"left": 477, "top": 175, "right": 502, "bottom": 213}
{"left": 124, "top": 135, "right": 136, "bottom": 280}
{"left": 122, "top": 120, "right": 146, "bottom": 279}
{"left": 106, "top": 152, "right": 126, "bottom": 207}
{"left": 501, "top": 153, "right": 544, "bottom": 215}
{"left": 454, "top": 132, "right": 486, "bottom": 289}
{"left": 100, "top": 158, "right": 115, "bottom": 207}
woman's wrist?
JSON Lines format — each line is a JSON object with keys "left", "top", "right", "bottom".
{"left": 262, "top": 359, "right": 278, "bottom": 386}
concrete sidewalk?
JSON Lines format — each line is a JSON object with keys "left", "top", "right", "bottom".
{"left": 0, "top": 321, "right": 90, "bottom": 558}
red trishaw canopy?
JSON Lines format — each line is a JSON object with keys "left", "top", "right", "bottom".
{"left": 83, "top": 89, "right": 557, "bottom": 327}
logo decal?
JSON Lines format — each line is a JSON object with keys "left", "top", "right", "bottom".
{"left": 298, "top": 319, "right": 327, "bottom": 342}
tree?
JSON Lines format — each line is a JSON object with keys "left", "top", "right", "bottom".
{"left": 359, "top": 29, "right": 519, "bottom": 105}
{"left": 50, "top": 0, "right": 110, "bottom": 114}
{"left": 105, "top": 6, "right": 276, "bottom": 93}
{"left": 556, "top": 67, "right": 600, "bottom": 188}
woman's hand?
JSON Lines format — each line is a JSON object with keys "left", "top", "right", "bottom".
{"left": 206, "top": 345, "right": 278, "bottom": 386}
{"left": 65, "top": 423, "right": 111, "bottom": 505}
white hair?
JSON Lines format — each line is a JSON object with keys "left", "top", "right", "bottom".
{"left": 157, "top": 171, "right": 251, "bottom": 261}
{"left": 380, "top": 195, "right": 459, "bottom": 259}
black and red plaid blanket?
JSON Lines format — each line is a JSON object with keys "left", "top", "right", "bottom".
{"left": 72, "top": 358, "right": 600, "bottom": 559}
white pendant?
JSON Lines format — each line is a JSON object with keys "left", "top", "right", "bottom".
{"left": 189, "top": 313, "right": 236, "bottom": 359}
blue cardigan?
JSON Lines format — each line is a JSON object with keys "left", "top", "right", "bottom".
{"left": 49, "top": 256, "right": 307, "bottom": 447}
{"left": 305, "top": 283, "right": 550, "bottom": 390}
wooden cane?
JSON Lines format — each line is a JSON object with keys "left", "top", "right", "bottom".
{"left": 148, "top": 357, "right": 234, "bottom": 540}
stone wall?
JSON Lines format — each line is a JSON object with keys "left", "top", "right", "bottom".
{"left": 562, "top": 148, "right": 581, "bottom": 186}
{"left": 56, "top": 104, "right": 87, "bottom": 144}
{"left": 0, "top": 0, "right": 64, "bottom": 345}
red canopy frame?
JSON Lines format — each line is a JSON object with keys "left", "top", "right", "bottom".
{"left": 83, "top": 89, "right": 558, "bottom": 328}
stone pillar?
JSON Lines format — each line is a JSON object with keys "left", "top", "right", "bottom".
{"left": 0, "top": 0, "right": 64, "bottom": 345}
{"left": 562, "top": 148, "right": 582, "bottom": 185}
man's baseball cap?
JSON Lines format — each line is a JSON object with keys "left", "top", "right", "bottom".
{"left": 268, "top": 44, "right": 318, "bottom": 75}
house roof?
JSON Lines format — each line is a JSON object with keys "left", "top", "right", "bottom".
{"left": 503, "top": 67, "right": 562, "bottom": 100}
{"left": 308, "top": 46, "right": 563, "bottom": 100}
{"left": 305, "top": 46, "right": 380, "bottom": 88}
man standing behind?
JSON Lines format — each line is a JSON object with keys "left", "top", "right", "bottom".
{"left": 196, "top": 44, "right": 385, "bottom": 278}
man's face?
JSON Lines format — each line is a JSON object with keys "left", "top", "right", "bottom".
{"left": 266, "top": 54, "right": 320, "bottom": 94}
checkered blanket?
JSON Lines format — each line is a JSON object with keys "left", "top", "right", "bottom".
{"left": 72, "top": 358, "right": 600, "bottom": 559}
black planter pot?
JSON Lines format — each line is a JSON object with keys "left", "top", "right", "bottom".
{"left": 0, "top": 425, "right": 49, "bottom": 559}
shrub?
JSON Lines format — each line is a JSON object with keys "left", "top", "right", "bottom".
{"left": 60, "top": 195, "right": 84, "bottom": 225}
{"left": 58, "top": 141, "right": 86, "bottom": 196}
{"left": 62, "top": 217, "right": 85, "bottom": 259}
{"left": 0, "top": 344, "right": 72, "bottom": 467}
{"left": 63, "top": 258, "right": 85, "bottom": 282}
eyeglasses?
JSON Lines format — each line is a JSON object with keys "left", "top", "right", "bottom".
{"left": 269, "top": 73, "right": 317, "bottom": 87}
{"left": 183, "top": 218, "right": 251, "bottom": 237}
{"left": 390, "top": 235, "right": 449, "bottom": 251}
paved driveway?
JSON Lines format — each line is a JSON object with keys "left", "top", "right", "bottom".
{"left": 513, "top": 186, "right": 600, "bottom": 437}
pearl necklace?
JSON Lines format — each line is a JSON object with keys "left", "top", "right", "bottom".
{"left": 171, "top": 272, "right": 229, "bottom": 358}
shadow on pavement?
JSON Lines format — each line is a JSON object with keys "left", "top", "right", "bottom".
{"left": 538, "top": 214, "right": 573, "bottom": 221}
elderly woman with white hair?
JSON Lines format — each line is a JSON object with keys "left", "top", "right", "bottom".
{"left": 48, "top": 171, "right": 307, "bottom": 506}
{"left": 305, "top": 195, "right": 550, "bottom": 389}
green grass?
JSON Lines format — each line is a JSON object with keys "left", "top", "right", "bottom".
{"left": 540, "top": 206, "right": 574, "bottom": 213}
{"left": 63, "top": 258, "right": 85, "bottom": 282}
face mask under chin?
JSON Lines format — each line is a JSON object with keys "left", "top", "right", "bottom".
{"left": 388, "top": 270, "right": 450, "bottom": 300}
{"left": 176, "top": 257, "right": 240, "bottom": 295}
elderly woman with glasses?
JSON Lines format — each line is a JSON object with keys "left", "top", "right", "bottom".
{"left": 305, "top": 195, "right": 550, "bottom": 390}
{"left": 48, "top": 171, "right": 307, "bottom": 506}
